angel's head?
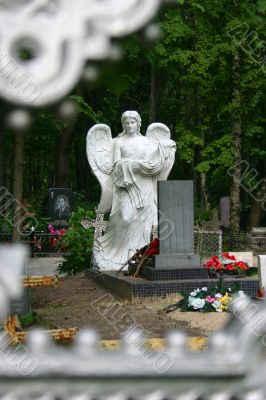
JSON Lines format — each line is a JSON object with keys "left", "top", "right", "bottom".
{"left": 119, "top": 111, "right": 141, "bottom": 137}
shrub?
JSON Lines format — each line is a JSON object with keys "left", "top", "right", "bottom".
{"left": 58, "top": 207, "right": 95, "bottom": 275}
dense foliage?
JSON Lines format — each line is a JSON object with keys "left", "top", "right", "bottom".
{"left": 58, "top": 208, "right": 95, "bottom": 275}
{"left": 1, "top": 0, "right": 266, "bottom": 234}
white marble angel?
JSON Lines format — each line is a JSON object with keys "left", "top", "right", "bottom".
{"left": 86, "top": 110, "right": 176, "bottom": 271}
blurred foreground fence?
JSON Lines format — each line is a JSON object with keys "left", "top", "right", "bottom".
{"left": 1, "top": 245, "right": 266, "bottom": 399}
{"left": 1, "top": 295, "right": 266, "bottom": 399}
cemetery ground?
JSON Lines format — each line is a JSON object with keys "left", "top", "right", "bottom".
{"left": 30, "top": 273, "right": 230, "bottom": 339}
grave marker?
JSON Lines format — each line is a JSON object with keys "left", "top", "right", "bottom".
{"left": 155, "top": 181, "right": 200, "bottom": 268}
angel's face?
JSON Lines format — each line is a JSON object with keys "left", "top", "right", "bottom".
{"left": 125, "top": 118, "right": 138, "bottom": 135}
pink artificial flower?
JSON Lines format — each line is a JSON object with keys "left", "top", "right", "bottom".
{"left": 206, "top": 296, "right": 215, "bottom": 303}
{"left": 48, "top": 224, "right": 54, "bottom": 232}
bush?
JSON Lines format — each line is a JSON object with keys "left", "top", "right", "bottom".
{"left": 58, "top": 207, "right": 95, "bottom": 275}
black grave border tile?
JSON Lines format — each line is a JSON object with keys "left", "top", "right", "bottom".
{"left": 141, "top": 266, "right": 208, "bottom": 281}
{"left": 86, "top": 269, "right": 259, "bottom": 301}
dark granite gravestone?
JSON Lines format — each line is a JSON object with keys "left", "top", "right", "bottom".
{"left": 155, "top": 181, "right": 200, "bottom": 268}
{"left": 47, "top": 188, "right": 73, "bottom": 222}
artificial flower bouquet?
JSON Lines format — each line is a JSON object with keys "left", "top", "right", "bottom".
{"left": 178, "top": 285, "right": 244, "bottom": 312}
{"left": 204, "top": 252, "right": 249, "bottom": 276}
{"left": 48, "top": 224, "right": 66, "bottom": 248}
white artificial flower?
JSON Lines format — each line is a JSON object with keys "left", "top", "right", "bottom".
{"left": 215, "top": 293, "right": 222, "bottom": 299}
{"left": 192, "top": 298, "right": 205, "bottom": 310}
{"left": 212, "top": 300, "right": 221, "bottom": 311}
{"left": 188, "top": 296, "right": 195, "bottom": 306}
{"left": 190, "top": 291, "right": 198, "bottom": 297}
{"left": 196, "top": 288, "right": 200, "bottom": 293}
{"left": 201, "top": 287, "right": 208, "bottom": 291}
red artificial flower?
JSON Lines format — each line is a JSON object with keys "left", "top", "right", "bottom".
{"left": 222, "top": 252, "right": 236, "bottom": 261}
{"left": 235, "top": 261, "right": 248, "bottom": 271}
{"left": 146, "top": 238, "right": 159, "bottom": 257}
{"left": 204, "top": 253, "right": 249, "bottom": 274}
{"left": 50, "top": 237, "right": 57, "bottom": 247}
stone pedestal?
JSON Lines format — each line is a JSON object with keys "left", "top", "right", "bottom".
{"left": 155, "top": 181, "right": 200, "bottom": 268}
{"left": 258, "top": 255, "right": 266, "bottom": 288}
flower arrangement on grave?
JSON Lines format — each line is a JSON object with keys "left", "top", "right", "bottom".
{"left": 48, "top": 224, "right": 66, "bottom": 248}
{"left": 176, "top": 284, "right": 245, "bottom": 313}
{"left": 204, "top": 252, "right": 249, "bottom": 276}
{"left": 133, "top": 237, "right": 159, "bottom": 277}
{"left": 120, "top": 238, "right": 159, "bottom": 276}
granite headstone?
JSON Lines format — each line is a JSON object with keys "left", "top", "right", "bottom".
{"left": 155, "top": 181, "right": 200, "bottom": 268}
{"left": 220, "top": 196, "right": 230, "bottom": 227}
{"left": 47, "top": 188, "right": 73, "bottom": 222}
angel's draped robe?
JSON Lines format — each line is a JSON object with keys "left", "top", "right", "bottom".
{"left": 93, "top": 135, "right": 176, "bottom": 271}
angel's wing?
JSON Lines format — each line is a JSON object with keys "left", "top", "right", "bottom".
{"left": 86, "top": 124, "right": 114, "bottom": 213}
{"left": 146, "top": 123, "right": 171, "bottom": 141}
{"left": 146, "top": 123, "right": 176, "bottom": 181}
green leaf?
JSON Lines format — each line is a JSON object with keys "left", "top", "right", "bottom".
{"left": 195, "top": 161, "right": 211, "bottom": 173}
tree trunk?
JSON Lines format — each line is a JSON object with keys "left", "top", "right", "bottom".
{"left": 247, "top": 174, "right": 266, "bottom": 228}
{"left": 200, "top": 172, "right": 210, "bottom": 211}
{"left": 230, "top": 52, "right": 241, "bottom": 237}
{"left": 149, "top": 66, "right": 157, "bottom": 123}
{"left": 247, "top": 199, "right": 264, "bottom": 228}
{"left": 12, "top": 131, "right": 25, "bottom": 242}
{"left": 55, "top": 124, "right": 76, "bottom": 188}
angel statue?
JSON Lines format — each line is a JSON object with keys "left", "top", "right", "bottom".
{"left": 86, "top": 111, "right": 176, "bottom": 271}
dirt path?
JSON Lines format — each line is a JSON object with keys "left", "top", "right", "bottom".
{"left": 32, "top": 274, "right": 230, "bottom": 339}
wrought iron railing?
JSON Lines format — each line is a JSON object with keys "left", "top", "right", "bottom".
{"left": 0, "top": 231, "right": 68, "bottom": 257}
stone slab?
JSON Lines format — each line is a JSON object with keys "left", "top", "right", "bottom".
{"left": 86, "top": 269, "right": 259, "bottom": 301}
{"left": 154, "top": 254, "right": 200, "bottom": 268}
{"left": 220, "top": 196, "right": 230, "bottom": 227}
{"left": 258, "top": 255, "right": 266, "bottom": 288}
{"left": 229, "top": 252, "right": 254, "bottom": 268}
{"left": 25, "top": 257, "right": 63, "bottom": 276}
{"left": 158, "top": 181, "right": 194, "bottom": 254}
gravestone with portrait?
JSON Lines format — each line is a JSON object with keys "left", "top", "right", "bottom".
{"left": 47, "top": 188, "right": 73, "bottom": 226}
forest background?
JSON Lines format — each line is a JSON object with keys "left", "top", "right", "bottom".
{"left": 0, "top": 0, "right": 265, "bottom": 236}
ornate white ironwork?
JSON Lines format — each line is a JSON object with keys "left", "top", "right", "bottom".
{"left": 1, "top": 245, "right": 266, "bottom": 398}
{"left": 1, "top": 295, "right": 266, "bottom": 398}
{"left": 0, "top": 0, "right": 163, "bottom": 107}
